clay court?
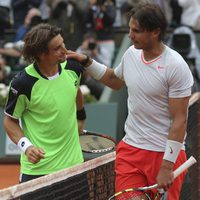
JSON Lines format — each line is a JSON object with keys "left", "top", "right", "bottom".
{"left": 0, "top": 163, "right": 20, "bottom": 189}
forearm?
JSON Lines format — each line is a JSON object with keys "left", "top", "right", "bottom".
{"left": 82, "top": 56, "right": 124, "bottom": 89}
{"left": 4, "top": 115, "right": 45, "bottom": 161}
{"left": 76, "top": 88, "right": 84, "bottom": 110}
{"left": 162, "top": 118, "right": 187, "bottom": 165}
{"left": 3, "top": 116, "right": 24, "bottom": 144}
{"left": 66, "top": 51, "right": 125, "bottom": 89}
{"left": 162, "top": 97, "right": 190, "bottom": 163}
{"left": 76, "top": 88, "right": 86, "bottom": 134}
{"left": 157, "top": 118, "right": 187, "bottom": 188}
{"left": 168, "top": 116, "right": 187, "bottom": 142}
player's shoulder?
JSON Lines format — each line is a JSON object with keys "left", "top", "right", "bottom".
{"left": 63, "top": 58, "right": 84, "bottom": 77}
{"left": 124, "top": 45, "right": 141, "bottom": 57}
{"left": 164, "top": 46, "right": 192, "bottom": 74}
{"left": 10, "top": 68, "right": 39, "bottom": 93}
{"left": 164, "top": 45, "right": 184, "bottom": 62}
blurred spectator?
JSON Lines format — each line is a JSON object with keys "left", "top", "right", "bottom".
{"left": 75, "top": 0, "right": 90, "bottom": 12}
{"left": 0, "top": 40, "right": 26, "bottom": 71}
{"left": 0, "top": 40, "right": 23, "bottom": 58}
{"left": 80, "top": 71, "right": 104, "bottom": 100}
{"left": 113, "top": 0, "right": 127, "bottom": 27}
{"left": 14, "top": 8, "right": 42, "bottom": 42}
{"left": 120, "top": 0, "right": 172, "bottom": 27}
{"left": 0, "top": 0, "right": 11, "bottom": 39}
{"left": 47, "top": 0, "right": 85, "bottom": 50}
{"left": 153, "top": 0, "right": 172, "bottom": 23}
{"left": 84, "top": 0, "right": 116, "bottom": 67}
{"left": 11, "top": 0, "right": 42, "bottom": 29}
{"left": 167, "top": 26, "right": 200, "bottom": 92}
{"left": 0, "top": 8, "right": 43, "bottom": 72}
{"left": 76, "top": 32, "right": 105, "bottom": 99}
{"left": 39, "top": 0, "right": 51, "bottom": 22}
{"left": 0, "top": 55, "right": 12, "bottom": 85}
{"left": 169, "top": 0, "right": 182, "bottom": 28}
{"left": 76, "top": 32, "right": 107, "bottom": 65}
{"left": 120, "top": 0, "right": 140, "bottom": 27}
{"left": 178, "top": 0, "right": 200, "bottom": 31}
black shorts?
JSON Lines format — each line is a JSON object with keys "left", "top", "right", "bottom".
{"left": 20, "top": 173, "right": 44, "bottom": 183}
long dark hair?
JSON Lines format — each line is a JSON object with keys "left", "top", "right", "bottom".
{"left": 23, "top": 23, "right": 63, "bottom": 63}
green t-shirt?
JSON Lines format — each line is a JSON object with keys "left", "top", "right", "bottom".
{"left": 5, "top": 59, "right": 84, "bottom": 175}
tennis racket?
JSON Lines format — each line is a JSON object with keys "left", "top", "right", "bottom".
{"left": 79, "top": 129, "right": 117, "bottom": 153}
{"left": 108, "top": 156, "right": 197, "bottom": 200}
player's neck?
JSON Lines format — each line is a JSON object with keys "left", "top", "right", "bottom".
{"left": 36, "top": 62, "right": 59, "bottom": 77}
{"left": 142, "top": 42, "right": 165, "bottom": 61}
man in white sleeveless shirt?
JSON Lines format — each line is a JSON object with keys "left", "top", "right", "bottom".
{"left": 67, "top": 2, "right": 194, "bottom": 200}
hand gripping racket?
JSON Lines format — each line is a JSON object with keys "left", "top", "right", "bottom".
{"left": 79, "top": 129, "right": 117, "bottom": 153}
{"left": 108, "top": 156, "right": 197, "bottom": 200}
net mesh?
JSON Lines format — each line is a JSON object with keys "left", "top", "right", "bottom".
{"left": 180, "top": 92, "right": 200, "bottom": 200}
{"left": 0, "top": 152, "right": 115, "bottom": 200}
{"left": 0, "top": 93, "right": 199, "bottom": 200}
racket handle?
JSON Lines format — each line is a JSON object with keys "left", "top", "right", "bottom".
{"left": 173, "top": 156, "right": 197, "bottom": 178}
{"left": 158, "top": 156, "right": 197, "bottom": 194}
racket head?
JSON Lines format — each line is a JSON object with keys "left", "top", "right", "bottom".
{"left": 80, "top": 130, "right": 117, "bottom": 153}
{"left": 109, "top": 156, "right": 197, "bottom": 200}
{"left": 108, "top": 187, "right": 161, "bottom": 200}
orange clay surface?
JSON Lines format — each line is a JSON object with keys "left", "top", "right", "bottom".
{"left": 0, "top": 164, "right": 20, "bottom": 189}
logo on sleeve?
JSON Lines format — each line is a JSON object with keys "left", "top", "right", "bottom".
{"left": 10, "top": 87, "right": 18, "bottom": 95}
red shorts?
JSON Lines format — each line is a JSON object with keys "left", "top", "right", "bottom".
{"left": 115, "top": 140, "right": 187, "bottom": 200}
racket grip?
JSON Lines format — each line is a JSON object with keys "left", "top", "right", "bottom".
{"left": 158, "top": 156, "right": 197, "bottom": 194}
{"left": 173, "top": 156, "right": 197, "bottom": 178}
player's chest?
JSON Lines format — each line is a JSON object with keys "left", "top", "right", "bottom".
{"left": 29, "top": 77, "right": 77, "bottom": 109}
{"left": 124, "top": 63, "right": 168, "bottom": 97}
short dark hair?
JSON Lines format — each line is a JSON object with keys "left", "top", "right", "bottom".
{"left": 128, "top": 2, "right": 167, "bottom": 40}
{"left": 23, "top": 23, "right": 63, "bottom": 63}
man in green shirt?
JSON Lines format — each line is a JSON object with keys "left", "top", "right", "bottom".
{"left": 3, "top": 23, "right": 86, "bottom": 182}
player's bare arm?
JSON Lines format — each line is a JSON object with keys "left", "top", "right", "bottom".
{"left": 66, "top": 50, "right": 125, "bottom": 90}
{"left": 76, "top": 88, "right": 86, "bottom": 134}
{"left": 3, "top": 116, "right": 24, "bottom": 144}
{"left": 157, "top": 96, "right": 190, "bottom": 190}
{"left": 99, "top": 67, "right": 125, "bottom": 90}
{"left": 168, "top": 96, "right": 190, "bottom": 142}
{"left": 3, "top": 115, "right": 45, "bottom": 164}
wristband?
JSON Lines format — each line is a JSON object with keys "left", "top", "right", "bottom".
{"left": 86, "top": 59, "right": 107, "bottom": 80}
{"left": 17, "top": 137, "right": 33, "bottom": 153}
{"left": 77, "top": 107, "right": 86, "bottom": 120}
{"left": 163, "top": 140, "right": 182, "bottom": 163}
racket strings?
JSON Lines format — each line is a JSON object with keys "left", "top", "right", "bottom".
{"left": 80, "top": 134, "right": 116, "bottom": 152}
{"left": 109, "top": 189, "right": 161, "bottom": 200}
{"left": 115, "top": 191, "right": 151, "bottom": 200}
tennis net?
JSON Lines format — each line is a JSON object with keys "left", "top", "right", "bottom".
{"left": 180, "top": 92, "right": 200, "bottom": 200}
{"left": 0, "top": 93, "right": 200, "bottom": 200}
{"left": 0, "top": 152, "right": 115, "bottom": 200}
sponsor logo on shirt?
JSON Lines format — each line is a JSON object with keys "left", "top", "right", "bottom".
{"left": 157, "top": 66, "right": 164, "bottom": 70}
{"left": 74, "top": 80, "right": 78, "bottom": 87}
